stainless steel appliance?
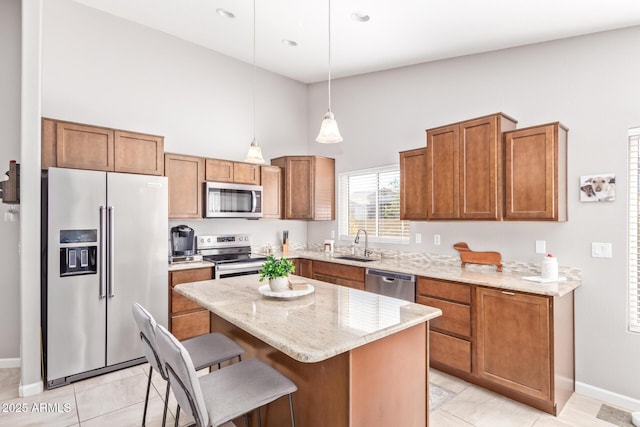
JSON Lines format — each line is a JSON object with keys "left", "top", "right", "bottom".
{"left": 171, "top": 225, "right": 196, "bottom": 256}
{"left": 42, "top": 167, "right": 168, "bottom": 389}
{"left": 197, "top": 234, "right": 266, "bottom": 279}
{"left": 204, "top": 181, "right": 263, "bottom": 218}
{"left": 365, "top": 268, "right": 416, "bottom": 302}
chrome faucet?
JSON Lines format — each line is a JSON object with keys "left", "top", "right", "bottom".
{"left": 354, "top": 228, "right": 372, "bottom": 257}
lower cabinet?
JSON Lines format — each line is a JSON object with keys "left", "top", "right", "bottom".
{"left": 416, "top": 278, "right": 574, "bottom": 415}
{"left": 312, "top": 260, "right": 365, "bottom": 290}
{"left": 169, "top": 267, "right": 212, "bottom": 340}
{"left": 293, "top": 258, "right": 313, "bottom": 279}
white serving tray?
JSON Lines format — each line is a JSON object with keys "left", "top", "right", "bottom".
{"left": 258, "top": 284, "right": 315, "bottom": 299}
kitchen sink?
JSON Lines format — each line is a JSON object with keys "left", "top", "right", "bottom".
{"left": 335, "top": 255, "right": 376, "bottom": 262}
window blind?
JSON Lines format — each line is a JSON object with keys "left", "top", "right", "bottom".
{"left": 629, "top": 129, "right": 640, "bottom": 333}
{"left": 339, "top": 165, "right": 409, "bottom": 243}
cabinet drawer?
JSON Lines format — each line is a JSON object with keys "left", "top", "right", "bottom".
{"left": 430, "top": 330, "right": 471, "bottom": 373}
{"left": 417, "top": 296, "right": 471, "bottom": 338}
{"left": 313, "top": 260, "right": 364, "bottom": 282}
{"left": 171, "top": 310, "right": 210, "bottom": 341}
{"left": 417, "top": 277, "right": 471, "bottom": 304}
{"left": 313, "top": 273, "right": 365, "bottom": 291}
{"left": 171, "top": 290, "right": 203, "bottom": 314}
{"left": 170, "top": 267, "right": 212, "bottom": 287}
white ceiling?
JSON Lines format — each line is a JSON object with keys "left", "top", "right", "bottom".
{"left": 73, "top": 0, "right": 640, "bottom": 84}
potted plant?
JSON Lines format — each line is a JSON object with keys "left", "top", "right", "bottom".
{"left": 258, "top": 255, "right": 296, "bottom": 291}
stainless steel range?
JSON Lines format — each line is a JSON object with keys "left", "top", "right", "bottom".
{"left": 197, "top": 234, "right": 267, "bottom": 279}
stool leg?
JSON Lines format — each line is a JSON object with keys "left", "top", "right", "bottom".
{"left": 162, "top": 380, "right": 170, "bottom": 427}
{"left": 243, "top": 413, "right": 250, "bottom": 427}
{"left": 175, "top": 405, "right": 180, "bottom": 427}
{"left": 257, "top": 407, "right": 262, "bottom": 427}
{"left": 289, "top": 394, "right": 295, "bottom": 427}
{"left": 143, "top": 367, "right": 153, "bottom": 426}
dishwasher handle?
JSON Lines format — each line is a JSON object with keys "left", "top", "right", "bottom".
{"left": 365, "top": 268, "right": 415, "bottom": 282}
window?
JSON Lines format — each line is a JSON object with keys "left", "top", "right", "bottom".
{"left": 629, "top": 128, "right": 640, "bottom": 333}
{"left": 338, "top": 165, "right": 409, "bottom": 244}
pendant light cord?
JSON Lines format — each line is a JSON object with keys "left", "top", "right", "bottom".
{"left": 327, "top": 0, "right": 332, "bottom": 113}
{"left": 252, "top": 0, "right": 257, "bottom": 143}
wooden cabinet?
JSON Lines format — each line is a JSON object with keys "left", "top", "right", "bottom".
{"left": 475, "top": 286, "right": 574, "bottom": 415}
{"left": 312, "top": 260, "right": 365, "bottom": 290}
{"left": 205, "top": 158, "right": 261, "bottom": 185}
{"left": 426, "top": 113, "right": 517, "bottom": 220}
{"left": 165, "top": 153, "right": 205, "bottom": 219}
{"left": 271, "top": 155, "right": 335, "bottom": 220}
{"left": 504, "top": 122, "right": 568, "bottom": 221}
{"left": 416, "top": 277, "right": 472, "bottom": 373}
{"left": 292, "top": 258, "right": 313, "bottom": 278}
{"left": 399, "top": 148, "right": 428, "bottom": 220}
{"left": 205, "top": 158, "right": 234, "bottom": 182}
{"left": 261, "top": 165, "right": 283, "bottom": 219}
{"left": 169, "top": 267, "right": 213, "bottom": 340}
{"left": 41, "top": 118, "right": 164, "bottom": 175}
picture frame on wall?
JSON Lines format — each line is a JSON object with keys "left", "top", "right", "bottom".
{"left": 580, "top": 173, "right": 616, "bottom": 202}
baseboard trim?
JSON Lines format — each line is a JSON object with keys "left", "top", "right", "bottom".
{"left": 19, "top": 380, "right": 43, "bottom": 397}
{"left": 576, "top": 381, "right": 640, "bottom": 411}
{"left": 0, "top": 358, "right": 21, "bottom": 368}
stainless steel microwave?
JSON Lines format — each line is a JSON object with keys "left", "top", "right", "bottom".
{"left": 204, "top": 181, "right": 263, "bottom": 218}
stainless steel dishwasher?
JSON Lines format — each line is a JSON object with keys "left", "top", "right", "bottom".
{"left": 365, "top": 268, "right": 416, "bottom": 302}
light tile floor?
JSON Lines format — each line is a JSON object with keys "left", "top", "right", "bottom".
{"left": 0, "top": 365, "right": 633, "bottom": 426}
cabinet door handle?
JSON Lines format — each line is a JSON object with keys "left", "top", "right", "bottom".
{"left": 501, "top": 291, "right": 516, "bottom": 296}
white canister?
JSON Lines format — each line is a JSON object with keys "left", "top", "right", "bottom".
{"left": 541, "top": 254, "right": 559, "bottom": 280}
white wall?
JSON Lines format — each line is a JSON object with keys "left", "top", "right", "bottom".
{"left": 0, "top": 0, "right": 21, "bottom": 363}
{"left": 307, "top": 27, "right": 640, "bottom": 404}
{"left": 41, "top": 0, "right": 310, "bottom": 248}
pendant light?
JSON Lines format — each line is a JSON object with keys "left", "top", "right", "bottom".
{"left": 316, "top": 0, "right": 343, "bottom": 143}
{"left": 245, "top": 0, "right": 265, "bottom": 163}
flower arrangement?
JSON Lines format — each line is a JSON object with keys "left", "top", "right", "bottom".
{"left": 258, "top": 255, "right": 295, "bottom": 282}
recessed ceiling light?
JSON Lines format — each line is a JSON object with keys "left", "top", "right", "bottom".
{"left": 282, "top": 39, "right": 298, "bottom": 47}
{"left": 216, "top": 8, "right": 235, "bottom": 18}
{"left": 350, "top": 12, "right": 370, "bottom": 22}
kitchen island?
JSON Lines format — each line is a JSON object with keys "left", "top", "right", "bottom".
{"left": 175, "top": 275, "right": 442, "bottom": 427}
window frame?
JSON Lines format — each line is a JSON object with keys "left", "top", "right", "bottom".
{"left": 629, "top": 127, "right": 640, "bottom": 333}
{"left": 338, "top": 164, "right": 410, "bottom": 245}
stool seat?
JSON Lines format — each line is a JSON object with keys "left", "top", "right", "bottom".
{"left": 182, "top": 333, "right": 245, "bottom": 371}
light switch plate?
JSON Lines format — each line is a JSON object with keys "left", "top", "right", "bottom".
{"left": 415, "top": 233, "right": 422, "bottom": 244}
{"left": 434, "top": 234, "right": 441, "bottom": 245}
{"left": 592, "top": 242, "right": 613, "bottom": 258}
{"left": 535, "top": 240, "right": 546, "bottom": 254}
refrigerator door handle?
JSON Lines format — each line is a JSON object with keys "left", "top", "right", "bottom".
{"left": 108, "top": 205, "right": 115, "bottom": 298}
{"left": 99, "top": 205, "right": 107, "bottom": 299}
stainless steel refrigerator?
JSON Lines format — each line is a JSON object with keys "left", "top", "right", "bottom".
{"left": 42, "top": 167, "right": 168, "bottom": 388}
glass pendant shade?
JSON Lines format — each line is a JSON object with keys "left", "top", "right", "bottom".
{"left": 245, "top": 139, "right": 265, "bottom": 164}
{"left": 316, "top": 111, "right": 343, "bottom": 143}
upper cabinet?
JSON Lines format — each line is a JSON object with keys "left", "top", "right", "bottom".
{"left": 426, "top": 113, "right": 517, "bottom": 220}
{"left": 271, "top": 155, "right": 335, "bottom": 220}
{"left": 261, "top": 165, "right": 283, "bottom": 219}
{"left": 504, "top": 123, "right": 568, "bottom": 221}
{"left": 205, "top": 158, "right": 261, "bottom": 185}
{"left": 41, "top": 118, "right": 164, "bottom": 175}
{"left": 399, "top": 148, "right": 428, "bottom": 220}
{"left": 165, "top": 153, "right": 205, "bottom": 220}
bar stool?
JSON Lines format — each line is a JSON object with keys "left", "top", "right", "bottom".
{"left": 155, "top": 324, "right": 297, "bottom": 427}
{"left": 132, "top": 303, "right": 245, "bottom": 426}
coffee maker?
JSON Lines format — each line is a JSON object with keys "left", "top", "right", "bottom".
{"left": 170, "top": 225, "right": 200, "bottom": 263}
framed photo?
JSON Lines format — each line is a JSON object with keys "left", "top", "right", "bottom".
{"left": 580, "top": 173, "right": 616, "bottom": 202}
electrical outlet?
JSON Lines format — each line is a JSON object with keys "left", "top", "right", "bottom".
{"left": 330, "top": 230, "right": 335, "bottom": 239}
{"left": 592, "top": 242, "right": 613, "bottom": 258}
{"left": 434, "top": 234, "right": 441, "bottom": 245}
{"left": 535, "top": 240, "right": 546, "bottom": 254}
{"left": 415, "top": 233, "right": 422, "bottom": 244}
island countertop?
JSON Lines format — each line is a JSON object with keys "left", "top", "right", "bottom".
{"left": 174, "top": 274, "right": 442, "bottom": 363}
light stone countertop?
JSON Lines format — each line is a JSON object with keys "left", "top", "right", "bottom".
{"left": 168, "top": 260, "right": 215, "bottom": 272}
{"left": 287, "top": 250, "right": 581, "bottom": 297}
{"left": 174, "top": 274, "right": 442, "bottom": 363}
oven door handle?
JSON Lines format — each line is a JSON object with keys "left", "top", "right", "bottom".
{"left": 215, "top": 262, "right": 264, "bottom": 279}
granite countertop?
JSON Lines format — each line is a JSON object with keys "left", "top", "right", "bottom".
{"left": 168, "top": 260, "right": 215, "bottom": 272}
{"left": 174, "top": 275, "right": 442, "bottom": 363}
{"left": 286, "top": 250, "right": 581, "bottom": 297}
